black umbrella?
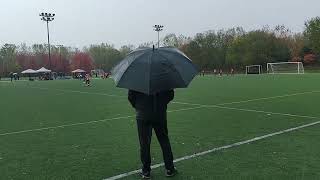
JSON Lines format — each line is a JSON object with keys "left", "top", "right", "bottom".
{"left": 111, "top": 47, "right": 198, "bottom": 95}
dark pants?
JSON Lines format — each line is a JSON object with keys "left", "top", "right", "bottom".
{"left": 136, "top": 114, "right": 174, "bottom": 172}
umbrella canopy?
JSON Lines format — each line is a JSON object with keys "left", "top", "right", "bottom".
{"left": 111, "top": 47, "right": 198, "bottom": 95}
{"left": 21, "top": 69, "right": 37, "bottom": 74}
{"left": 72, "top": 69, "right": 86, "bottom": 73}
{"left": 36, "top": 67, "right": 51, "bottom": 73}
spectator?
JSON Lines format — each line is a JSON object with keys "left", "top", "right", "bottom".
{"left": 128, "top": 90, "right": 178, "bottom": 179}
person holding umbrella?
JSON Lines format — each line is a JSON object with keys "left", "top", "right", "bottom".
{"left": 128, "top": 89, "right": 176, "bottom": 179}
{"left": 112, "top": 46, "right": 198, "bottom": 179}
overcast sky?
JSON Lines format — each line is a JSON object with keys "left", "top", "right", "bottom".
{"left": 0, "top": 0, "right": 319, "bottom": 48}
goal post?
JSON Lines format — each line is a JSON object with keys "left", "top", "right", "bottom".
{"left": 267, "top": 62, "right": 304, "bottom": 74}
{"left": 246, "top": 65, "right": 262, "bottom": 74}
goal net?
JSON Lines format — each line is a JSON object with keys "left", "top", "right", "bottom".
{"left": 246, "top": 65, "right": 262, "bottom": 74}
{"left": 267, "top": 62, "right": 304, "bottom": 74}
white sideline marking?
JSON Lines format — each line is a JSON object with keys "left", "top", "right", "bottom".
{"left": 172, "top": 101, "right": 320, "bottom": 119}
{"left": 0, "top": 106, "right": 203, "bottom": 137}
{"left": 29, "top": 87, "right": 126, "bottom": 98}
{"left": 103, "top": 120, "right": 320, "bottom": 180}
{"left": 0, "top": 115, "right": 134, "bottom": 136}
{"left": 212, "top": 106, "right": 319, "bottom": 119}
{"left": 0, "top": 80, "right": 28, "bottom": 83}
{"left": 217, "top": 90, "right": 320, "bottom": 106}
{"left": 27, "top": 86, "right": 320, "bottom": 106}
{"left": 166, "top": 106, "right": 204, "bottom": 113}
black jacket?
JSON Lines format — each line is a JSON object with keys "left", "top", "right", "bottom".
{"left": 128, "top": 90, "right": 174, "bottom": 121}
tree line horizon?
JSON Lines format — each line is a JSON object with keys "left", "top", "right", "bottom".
{"left": 0, "top": 17, "right": 319, "bottom": 76}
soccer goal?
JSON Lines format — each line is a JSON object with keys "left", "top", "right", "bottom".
{"left": 246, "top": 65, "right": 262, "bottom": 74}
{"left": 267, "top": 62, "right": 304, "bottom": 74}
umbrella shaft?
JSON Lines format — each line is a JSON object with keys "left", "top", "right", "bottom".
{"left": 158, "top": 31, "right": 160, "bottom": 48}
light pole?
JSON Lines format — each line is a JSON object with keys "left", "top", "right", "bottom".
{"left": 40, "top": 12, "right": 55, "bottom": 69}
{"left": 153, "top": 25, "right": 164, "bottom": 48}
{"left": 2, "top": 60, "right": 4, "bottom": 77}
{"left": 57, "top": 45, "right": 63, "bottom": 73}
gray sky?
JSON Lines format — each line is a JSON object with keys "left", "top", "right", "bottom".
{"left": 0, "top": 0, "right": 319, "bottom": 48}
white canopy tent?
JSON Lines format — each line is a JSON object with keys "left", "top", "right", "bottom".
{"left": 21, "top": 69, "right": 37, "bottom": 74}
{"left": 72, "top": 69, "right": 86, "bottom": 73}
{"left": 36, "top": 67, "right": 52, "bottom": 73}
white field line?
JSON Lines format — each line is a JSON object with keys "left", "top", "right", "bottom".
{"left": 0, "top": 80, "right": 28, "bottom": 82}
{"left": 0, "top": 115, "right": 134, "bottom": 136}
{"left": 211, "top": 106, "right": 319, "bottom": 119}
{"left": 103, "top": 120, "right": 320, "bottom": 180}
{"left": 217, "top": 90, "right": 320, "bottom": 106}
{"left": 0, "top": 106, "right": 203, "bottom": 137}
{"left": 172, "top": 101, "right": 320, "bottom": 119}
{"left": 29, "top": 87, "right": 126, "bottom": 98}
{"left": 27, "top": 86, "right": 320, "bottom": 106}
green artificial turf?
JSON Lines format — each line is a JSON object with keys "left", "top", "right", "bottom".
{"left": 0, "top": 74, "right": 320, "bottom": 180}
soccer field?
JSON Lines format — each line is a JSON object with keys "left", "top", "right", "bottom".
{"left": 1, "top": 74, "right": 320, "bottom": 180}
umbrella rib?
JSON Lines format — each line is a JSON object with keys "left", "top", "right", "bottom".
{"left": 161, "top": 50, "right": 198, "bottom": 84}
{"left": 147, "top": 51, "right": 153, "bottom": 94}
{"left": 157, "top": 52, "right": 188, "bottom": 85}
{"left": 114, "top": 52, "right": 145, "bottom": 85}
{"left": 164, "top": 48, "right": 193, "bottom": 62}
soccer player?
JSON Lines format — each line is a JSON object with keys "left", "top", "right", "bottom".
{"left": 85, "top": 74, "right": 90, "bottom": 86}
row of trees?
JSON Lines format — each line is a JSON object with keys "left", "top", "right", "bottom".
{"left": 164, "top": 17, "right": 320, "bottom": 70}
{"left": 1, "top": 17, "right": 320, "bottom": 76}
{"left": 0, "top": 43, "right": 132, "bottom": 76}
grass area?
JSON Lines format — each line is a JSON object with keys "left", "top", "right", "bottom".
{"left": 0, "top": 74, "right": 320, "bottom": 180}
